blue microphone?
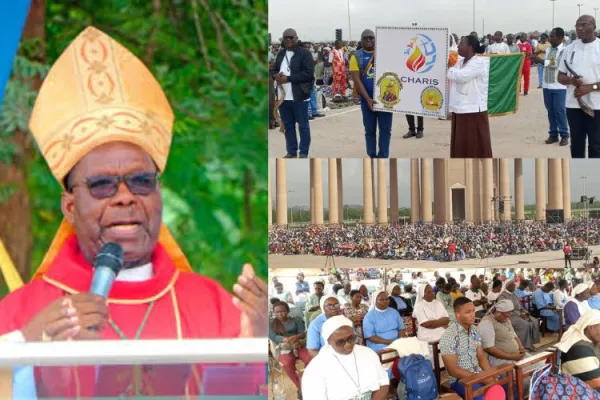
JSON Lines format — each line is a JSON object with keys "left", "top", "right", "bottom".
{"left": 90, "top": 242, "right": 124, "bottom": 298}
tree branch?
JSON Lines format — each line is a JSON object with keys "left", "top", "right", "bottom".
{"left": 197, "top": 0, "right": 240, "bottom": 74}
{"left": 189, "top": 0, "right": 212, "bottom": 71}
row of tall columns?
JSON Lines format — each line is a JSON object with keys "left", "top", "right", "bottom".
{"left": 270, "top": 158, "right": 572, "bottom": 226}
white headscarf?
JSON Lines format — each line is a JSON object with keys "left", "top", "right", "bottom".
{"left": 320, "top": 294, "right": 338, "bottom": 312}
{"left": 557, "top": 309, "right": 600, "bottom": 352}
{"left": 321, "top": 315, "right": 354, "bottom": 342}
{"left": 482, "top": 299, "right": 514, "bottom": 319}
{"left": 574, "top": 283, "right": 591, "bottom": 296}
{"left": 502, "top": 279, "right": 515, "bottom": 294}
{"left": 370, "top": 290, "right": 388, "bottom": 312}
{"left": 387, "top": 283, "right": 400, "bottom": 296}
{"left": 416, "top": 284, "right": 430, "bottom": 305}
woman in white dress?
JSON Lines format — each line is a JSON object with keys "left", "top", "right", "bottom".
{"left": 413, "top": 284, "right": 450, "bottom": 344}
{"left": 301, "top": 315, "right": 390, "bottom": 400}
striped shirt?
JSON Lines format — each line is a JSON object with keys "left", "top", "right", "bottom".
{"left": 561, "top": 340, "right": 600, "bottom": 391}
{"left": 544, "top": 44, "right": 566, "bottom": 89}
{"left": 440, "top": 320, "right": 483, "bottom": 383}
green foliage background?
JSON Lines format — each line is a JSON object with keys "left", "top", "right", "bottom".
{"left": 0, "top": 0, "right": 267, "bottom": 297}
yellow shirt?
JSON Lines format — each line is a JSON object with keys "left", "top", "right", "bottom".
{"left": 450, "top": 291, "right": 464, "bottom": 300}
{"left": 535, "top": 42, "right": 551, "bottom": 63}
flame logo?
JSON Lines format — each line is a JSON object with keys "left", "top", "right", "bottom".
{"left": 406, "top": 45, "right": 427, "bottom": 72}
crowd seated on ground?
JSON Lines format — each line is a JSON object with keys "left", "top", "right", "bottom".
{"left": 268, "top": 220, "right": 600, "bottom": 261}
{"left": 270, "top": 265, "right": 600, "bottom": 399}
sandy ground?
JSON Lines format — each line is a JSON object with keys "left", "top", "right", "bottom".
{"left": 269, "top": 68, "right": 573, "bottom": 158}
{"left": 269, "top": 244, "right": 600, "bottom": 271}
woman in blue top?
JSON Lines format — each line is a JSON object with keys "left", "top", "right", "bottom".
{"left": 363, "top": 290, "right": 406, "bottom": 352}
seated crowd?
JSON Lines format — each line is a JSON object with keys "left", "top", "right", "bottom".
{"left": 269, "top": 266, "right": 600, "bottom": 399}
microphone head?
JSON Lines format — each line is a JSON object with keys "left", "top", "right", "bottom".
{"left": 95, "top": 242, "right": 124, "bottom": 275}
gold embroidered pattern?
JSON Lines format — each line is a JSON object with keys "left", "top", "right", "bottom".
{"left": 43, "top": 108, "right": 170, "bottom": 175}
{"left": 79, "top": 32, "right": 116, "bottom": 105}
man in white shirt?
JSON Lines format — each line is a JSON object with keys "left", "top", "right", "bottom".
{"left": 270, "top": 28, "right": 315, "bottom": 158}
{"left": 466, "top": 275, "right": 488, "bottom": 318}
{"left": 487, "top": 279, "right": 503, "bottom": 302}
{"left": 558, "top": 15, "right": 600, "bottom": 158}
{"left": 544, "top": 27, "right": 569, "bottom": 146}
{"left": 337, "top": 282, "right": 353, "bottom": 306}
{"left": 302, "top": 315, "right": 389, "bottom": 399}
{"left": 486, "top": 31, "right": 510, "bottom": 54}
{"left": 459, "top": 273, "right": 470, "bottom": 291}
{"left": 553, "top": 279, "right": 569, "bottom": 308}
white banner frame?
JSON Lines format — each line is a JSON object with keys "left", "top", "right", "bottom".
{"left": 374, "top": 26, "right": 449, "bottom": 119}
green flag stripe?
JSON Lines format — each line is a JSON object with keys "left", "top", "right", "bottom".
{"left": 487, "top": 54, "right": 524, "bottom": 116}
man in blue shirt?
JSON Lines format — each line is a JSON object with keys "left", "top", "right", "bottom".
{"left": 349, "top": 29, "right": 393, "bottom": 158}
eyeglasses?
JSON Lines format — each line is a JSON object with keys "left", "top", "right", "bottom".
{"left": 362, "top": 36, "right": 375, "bottom": 41}
{"left": 334, "top": 334, "right": 357, "bottom": 348}
{"left": 283, "top": 36, "right": 295, "bottom": 40}
{"left": 324, "top": 303, "right": 341, "bottom": 309}
{"left": 70, "top": 172, "right": 159, "bottom": 199}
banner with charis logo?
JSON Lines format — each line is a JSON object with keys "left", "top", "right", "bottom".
{"left": 374, "top": 27, "right": 449, "bottom": 118}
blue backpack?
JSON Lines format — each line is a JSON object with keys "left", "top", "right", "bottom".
{"left": 396, "top": 355, "right": 438, "bottom": 400}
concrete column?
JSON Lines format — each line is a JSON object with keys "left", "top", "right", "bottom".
{"left": 493, "top": 159, "right": 500, "bottom": 221}
{"left": 309, "top": 160, "right": 315, "bottom": 224}
{"left": 482, "top": 158, "right": 494, "bottom": 222}
{"left": 472, "top": 160, "right": 482, "bottom": 223}
{"left": 275, "top": 159, "right": 288, "bottom": 226}
{"left": 465, "top": 159, "right": 474, "bottom": 222}
{"left": 313, "top": 159, "right": 324, "bottom": 225}
{"left": 328, "top": 158, "right": 339, "bottom": 224}
{"left": 514, "top": 159, "right": 525, "bottom": 221}
{"left": 548, "top": 158, "right": 563, "bottom": 210}
{"left": 363, "top": 159, "right": 375, "bottom": 224}
{"left": 433, "top": 159, "right": 448, "bottom": 224}
{"left": 535, "top": 158, "right": 546, "bottom": 221}
{"left": 499, "top": 159, "right": 511, "bottom": 221}
{"left": 421, "top": 159, "right": 432, "bottom": 222}
{"left": 411, "top": 159, "right": 421, "bottom": 222}
{"left": 377, "top": 159, "right": 388, "bottom": 224}
{"left": 371, "top": 159, "right": 376, "bottom": 212}
{"left": 390, "top": 159, "right": 399, "bottom": 223}
{"left": 337, "top": 159, "right": 344, "bottom": 223}
{"left": 268, "top": 165, "right": 272, "bottom": 226}
{"left": 562, "top": 158, "right": 572, "bottom": 221}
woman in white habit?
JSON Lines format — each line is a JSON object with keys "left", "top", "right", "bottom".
{"left": 301, "top": 315, "right": 390, "bottom": 400}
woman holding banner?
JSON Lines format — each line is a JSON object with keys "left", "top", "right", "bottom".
{"left": 447, "top": 35, "right": 493, "bottom": 158}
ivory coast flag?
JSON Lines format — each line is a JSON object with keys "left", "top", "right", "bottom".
{"left": 483, "top": 53, "right": 525, "bottom": 116}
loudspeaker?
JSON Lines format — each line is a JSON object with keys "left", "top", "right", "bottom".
{"left": 335, "top": 29, "right": 342, "bottom": 41}
{"left": 546, "top": 209, "right": 564, "bottom": 224}
{"left": 269, "top": 33, "right": 272, "bottom": 46}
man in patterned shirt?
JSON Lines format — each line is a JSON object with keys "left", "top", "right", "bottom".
{"left": 440, "top": 297, "right": 493, "bottom": 399}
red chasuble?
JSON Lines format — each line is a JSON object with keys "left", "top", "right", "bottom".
{"left": 0, "top": 235, "right": 242, "bottom": 397}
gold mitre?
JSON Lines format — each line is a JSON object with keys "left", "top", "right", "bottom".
{"left": 29, "top": 26, "right": 174, "bottom": 183}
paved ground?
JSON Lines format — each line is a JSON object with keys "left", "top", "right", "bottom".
{"left": 269, "top": 244, "right": 600, "bottom": 271}
{"left": 269, "top": 69, "right": 573, "bottom": 158}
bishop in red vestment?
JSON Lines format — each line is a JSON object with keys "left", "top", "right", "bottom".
{"left": 0, "top": 26, "right": 267, "bottom": 398}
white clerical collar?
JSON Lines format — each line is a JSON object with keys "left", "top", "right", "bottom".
{"left": 116, "top": 263, "right": 153, "bottom": 282}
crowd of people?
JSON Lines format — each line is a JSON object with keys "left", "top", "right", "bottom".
{"left": 269, "top": 219, "right": 600, "bottom": 261}
{"left": 269, "top": 266, "right": 600, "bottom": 399}
{"left": 270, "top": 15, "right": 600, "bottom": 159}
